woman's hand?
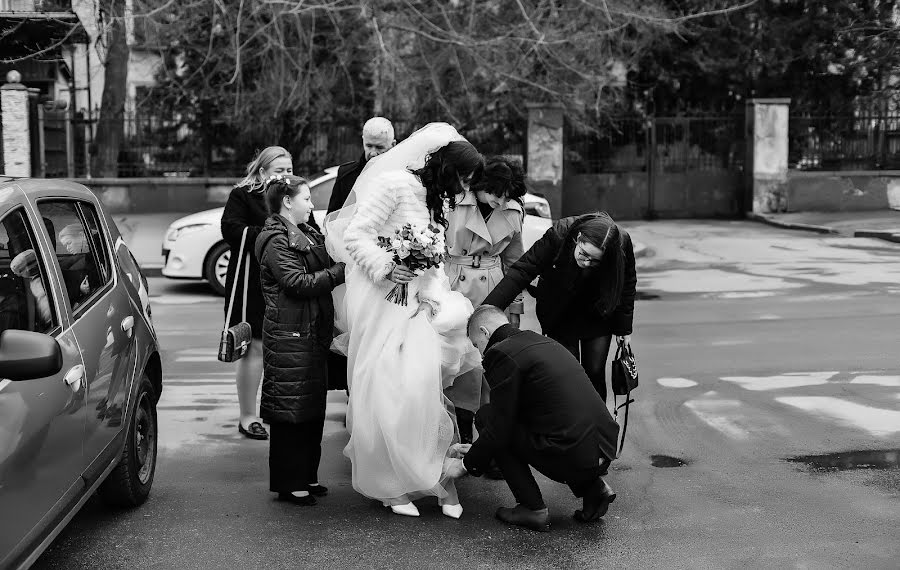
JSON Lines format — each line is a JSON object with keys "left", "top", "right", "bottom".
{"left": 387, "top": 264, "right": 417, "bottom": 284}
{"left": 617, "top": 335, "right": 632, "bottom": 350}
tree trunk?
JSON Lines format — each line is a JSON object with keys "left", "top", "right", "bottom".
{"left": 92, "top": 0, "right": 130, "bottom": 178}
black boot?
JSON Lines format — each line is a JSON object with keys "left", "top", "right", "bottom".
{"left": 455, "top": 407, "right": 475, "bottom": 445}
{"left": 574, "top": 478, "right": 616, "bottom": 522}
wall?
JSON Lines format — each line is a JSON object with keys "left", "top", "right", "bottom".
{"left": 563, "top": 170, "right": 743, "bottom": 220}
{"left": 786, "top": 171, "right": 900, "bottom": 212}
{"left": 74, "top": 177, "right": 239, "bottom": 214}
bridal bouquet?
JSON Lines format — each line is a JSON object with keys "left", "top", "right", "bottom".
{"left": 378, "top": 223, "right": 447, "bottom": 305}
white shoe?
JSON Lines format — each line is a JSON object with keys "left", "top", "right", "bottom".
{"left": 390, "top": 502, "right": 420, "bottom": 517}
{"left": 441, "top": 503, "right": 463, "bottom": 519}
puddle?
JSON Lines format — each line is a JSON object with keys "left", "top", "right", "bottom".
{"left": 787, "top": 449, "right": 900, "bottom": 472}
{"left": 650, "top": 454, "right": 687, "bottom": 468}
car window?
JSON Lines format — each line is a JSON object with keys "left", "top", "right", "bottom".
{"left": 37, "top": 201, "right": 113, "bottom": 312}
{"left": 0, "top": 208, "right": 58, "bottom": 335}
{"left": 309, "top": 177, "right": 335, "bottom": 210}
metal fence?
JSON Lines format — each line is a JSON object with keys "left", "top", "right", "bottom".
{"left": 566, "top": 114, "right": 745, "bottom": 175}
{"left": 37, "top": 113, "right": 526, "bottom": 178}
{"left": 789, "top": 112, "right": 900, "bottom": 170}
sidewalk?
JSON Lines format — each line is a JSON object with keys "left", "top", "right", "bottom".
{"left": 748, "top": 210, "right": 900, "bottom": 243}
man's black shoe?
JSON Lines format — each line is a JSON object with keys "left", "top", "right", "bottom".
{"left": 496, "top": 505, "right": 550, "bottom": 532}
{"left": 574, "top": 478, "right": 615, "bottom": 522}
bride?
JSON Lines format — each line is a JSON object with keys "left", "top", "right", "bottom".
{"left": 325, "top": 123, "right": 483, "bottom": 519}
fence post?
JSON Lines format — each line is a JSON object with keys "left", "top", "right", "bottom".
{"left": 1, "top": 71, "right": 32, "bottom": 177}
{"left": 748, "top": 98, "right": 791, "bottom": 214}
{"left": 525, "top": 102, "right": 565, "bottom": 218}
{"left": 645, "top": 117, "right": 657, "bottom": 220}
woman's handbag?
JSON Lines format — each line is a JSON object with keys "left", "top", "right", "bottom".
{"left": 611, "top": 337, "right": 638, "bottom": 458}
{"left": 217, "top": 228, "right": 252, "bottom": 363}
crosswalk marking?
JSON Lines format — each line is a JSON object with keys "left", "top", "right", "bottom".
{"left": 850, "top": 375, "right": 900, "bottom": 387}
{"left": 775, "top": 396, "right": 900, "bottom": 437}
{"left": 657, "top": 377, "right": 698, "bottom": 388}
{"left": 719, "top": 372, "right": 837, "bottom": 391}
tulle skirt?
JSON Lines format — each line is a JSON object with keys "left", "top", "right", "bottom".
{"left": 338, "top": 267, "right": 480, "bottom": 504}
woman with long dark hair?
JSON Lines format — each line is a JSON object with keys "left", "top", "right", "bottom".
{"left": 482, "top": 212, "right": 637, "bottom": 401}
{"left": 325, "top": 124, "right": 484, "bottom": 519}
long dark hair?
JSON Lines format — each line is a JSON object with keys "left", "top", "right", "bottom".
{"left": 411, "top": 140, "right": 484, "bottom": 227}
{"left": 576, "top": 213, "right": 625, "bottom": 314}
{"left": 471, "top": 156, "right": 527, "bottom": 203}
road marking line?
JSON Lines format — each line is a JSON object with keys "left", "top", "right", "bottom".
{"left": 657, "top": 377, "right": 698, "bottom": 388}
{"left": 850, "top": 375, "right": 900, "bottom": 387}
{"left": 720, "top": 372, "right": 837, "bottom": 391}
{"left": 176, "top": 356, "right": 220, "bottom": 362}
{"left": 684, "top": 394, "right": 749, "bottom": 440}
{"left": 775, "top": 396, "right": 900, "bottom": 437}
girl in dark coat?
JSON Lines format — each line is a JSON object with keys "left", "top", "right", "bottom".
{"left": 482, "top": 212, "right": 637, "bottom": 401}
{"left": 255, "top": 174, "right": 345, "bottom": 505}
{"left": 222, "top": 147, "right": 321, "bottom": 440}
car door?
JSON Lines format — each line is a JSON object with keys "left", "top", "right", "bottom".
{"left": 35, "top": 199, "right": 137, "bottom": 478}
{"left": 0, "top": 205, "right": 87, "bottom": 567}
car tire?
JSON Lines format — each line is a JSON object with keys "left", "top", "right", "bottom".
{"left": 97, "top": 374, "right": 158, "bottom": 508}
{"left": 204, "top": 242, "right": 230, "bottom": 297}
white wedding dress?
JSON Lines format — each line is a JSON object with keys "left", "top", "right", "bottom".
{"left": 326, "top": 137, "right": 481, "bottom": 508}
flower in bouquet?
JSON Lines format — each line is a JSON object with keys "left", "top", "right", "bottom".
{"left": 378, "top": 223, "right": 447, "bottom": 305}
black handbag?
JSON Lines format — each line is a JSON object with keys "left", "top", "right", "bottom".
{"left": 611, "top": 337, "right": 638, "bottom": 458}
{"left": 218, "top": 228, "right": 252, "bottom": 363}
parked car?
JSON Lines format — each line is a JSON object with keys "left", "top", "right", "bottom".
{"left": 0, "top": 178, "right": 161, "bottom": 570}
{"left": 162, "top": 167, "right": 553, "bottom": 295}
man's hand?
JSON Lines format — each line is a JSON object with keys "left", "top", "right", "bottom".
{"left": 443, "top": 457, "right": 468, "bottom": 479}
{"left": 80, "top": 276, "right": 90, "bottom": 294}
{"left": 387, "top": 265, "right": 416, "bottom": 284}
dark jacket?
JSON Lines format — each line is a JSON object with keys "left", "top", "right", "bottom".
{"left": 255, "top": 215, "right": 345, "bottom": 424}
{"left": 482, "top": 213, "right": 637, "bottom": 337}
{"left": 222, "top": 185, "right": 320, "bottom": 337}
{"left": 464, "top": 325, "right": 620, "bottom": 473}
{"left": 326, "top": 155, "right": 366, "bottom": 214}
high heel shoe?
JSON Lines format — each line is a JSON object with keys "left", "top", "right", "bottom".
{"left": 441, "top": 503, "right": 463, "bottom": 519}
{"left": 388, "top": 502, "right": 420, "bottom": 517}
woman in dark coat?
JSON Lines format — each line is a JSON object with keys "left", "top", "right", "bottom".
{"left": 482, "top": 212, "right": 637, "bottom": 401}
{"left": 222, "top": 146, "right": 321, "bottom": 440}
{"left": 255, "top": 174, "right": 345, "bottom": 505}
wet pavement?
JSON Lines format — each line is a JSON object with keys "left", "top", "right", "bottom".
{"left": 32, "top": 220, "right": 900, "bottom": 569}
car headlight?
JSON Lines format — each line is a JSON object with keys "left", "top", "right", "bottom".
{"left": 165, "top": 223, "right": 212, "bottom": 242}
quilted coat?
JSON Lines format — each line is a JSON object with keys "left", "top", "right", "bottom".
{"left": 255, "top": 215, "right": 345, "bottom": 424}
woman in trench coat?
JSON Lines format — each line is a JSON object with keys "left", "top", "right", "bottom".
{"left": 444, "top": 156, "right": 527, "bottom": 444}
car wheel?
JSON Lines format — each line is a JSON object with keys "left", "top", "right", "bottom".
{"left": 97, "top": 374, "right": 158, "bottom": 508}
{"left": 204, "top": 242, "right": 230, "bottom": 297}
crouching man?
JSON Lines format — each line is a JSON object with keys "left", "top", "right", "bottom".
{"left": 447, "top": 305, "right": 620, "bottom": 532}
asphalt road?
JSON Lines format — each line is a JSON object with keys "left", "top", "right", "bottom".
{"left": 33, "top": 221, "right": 900, "bottom": 570}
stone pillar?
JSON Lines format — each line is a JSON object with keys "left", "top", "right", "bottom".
{"left": 525, "top": 102, "right": 564, "bottom": 219}
{"left": 748, "top": 98, "right": 791, "bottom": 213}
{"left": 1, "top": 71, "right": 32, "bottom": 177}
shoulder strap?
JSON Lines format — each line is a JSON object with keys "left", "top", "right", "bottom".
{"left": 614, "top": 392, "right": 634, "bottom": 459}
{"left": 224, "top": 227, "right": 248, "bottom": 332}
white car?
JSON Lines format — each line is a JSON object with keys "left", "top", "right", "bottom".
{"left": 162, "top": 167, "right": 553, "bottom": 295}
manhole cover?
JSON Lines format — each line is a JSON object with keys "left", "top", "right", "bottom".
{"left": 650, "top": 454, "right": 687, "bottom": 468}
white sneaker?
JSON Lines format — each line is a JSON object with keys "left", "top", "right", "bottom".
{"left": 390, "top": 502, "right": 420, "bottom": 517}
{"left": 441, "top": 503, "right": 463, "bottom": 519}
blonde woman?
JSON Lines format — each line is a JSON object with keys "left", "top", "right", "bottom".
{"left": 221, "top": 146, "right": 319, "bottom": 440}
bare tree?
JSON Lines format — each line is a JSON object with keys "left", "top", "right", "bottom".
{"left": 92, "top": 0, "right": 130, "bottom": 177}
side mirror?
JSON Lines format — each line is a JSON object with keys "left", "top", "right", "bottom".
{"left": 0, "top": 330, "right": 63, "bottom": 381}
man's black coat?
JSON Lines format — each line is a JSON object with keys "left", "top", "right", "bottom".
{"left": 326, "top": 155, "right": 366, "bottom": 214}
{"left": 464, "top": 325, "right": 620, "bottom": 474}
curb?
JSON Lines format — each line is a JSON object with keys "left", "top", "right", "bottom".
{"left": 747, "top": 212, "right": 838, "bottom": 235}
{"left": 141, "top": 266, "right": 163, "bottom": 278}
{"left": 853, "top": 230, "right": 900, "bottom": 244}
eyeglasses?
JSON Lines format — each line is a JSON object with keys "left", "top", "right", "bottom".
{"left": 574, "top": 241, "right": 604, "bottom": 265}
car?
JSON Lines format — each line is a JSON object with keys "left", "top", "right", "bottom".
{"left": 0, "top": 178, "right": 161, "bottom": 570}
{"left": 162, "top": 167, "right": 553, "bottom": 295}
